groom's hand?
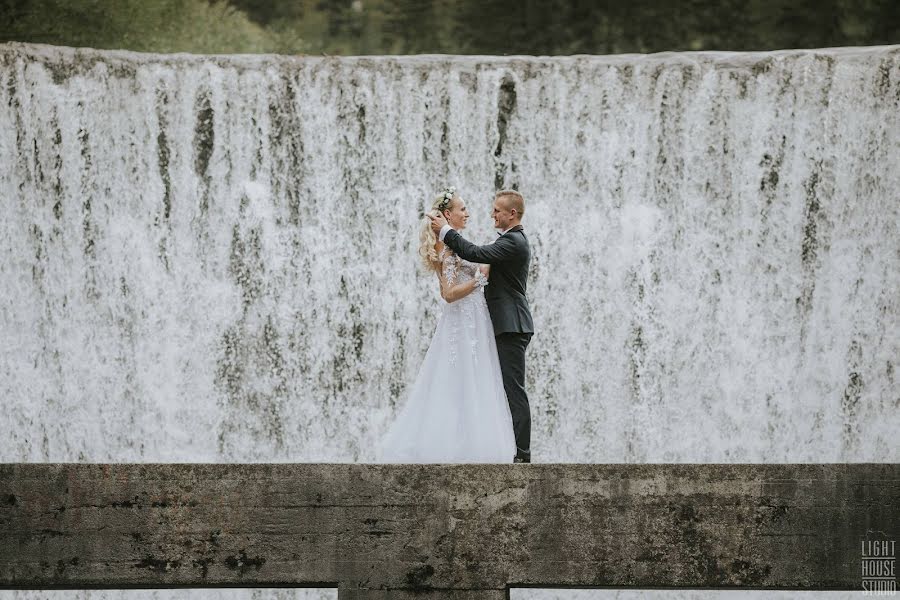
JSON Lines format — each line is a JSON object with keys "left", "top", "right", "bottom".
{"left": 429, "top": 213, "right": 447, "bottom": 234}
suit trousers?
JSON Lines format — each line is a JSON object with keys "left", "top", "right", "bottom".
{"left": 495, "top": 332, "right": 532, "bottom": 459}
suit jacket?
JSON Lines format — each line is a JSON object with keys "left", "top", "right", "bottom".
{"left": 443, "top": 224, "right": 534, "bottom": 336}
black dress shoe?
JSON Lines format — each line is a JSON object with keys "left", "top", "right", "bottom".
{"left": 513, "top": 456, "right": 531, "bottom": 463}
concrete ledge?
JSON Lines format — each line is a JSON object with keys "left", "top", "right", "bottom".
{"left": 1, "top": 464, "right": 896, "bottom": 596}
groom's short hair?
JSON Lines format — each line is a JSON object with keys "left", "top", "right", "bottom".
{"left": 496, "top": 189, "right": 525, "bottom": 217}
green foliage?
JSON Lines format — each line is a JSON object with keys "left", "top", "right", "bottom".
{"left": 0, "top": 0, "right": 281, "bottom": 54}
{"left": 1, "top": 0, "right": 898, "bottom": 55}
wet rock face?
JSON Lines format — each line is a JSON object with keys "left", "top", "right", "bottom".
{"left": 0, "top": 43, "right": 898, "bottom": 465}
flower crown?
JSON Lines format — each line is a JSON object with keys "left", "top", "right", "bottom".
{"left": 436, "top": 186, "right": 456, "bottom": 212}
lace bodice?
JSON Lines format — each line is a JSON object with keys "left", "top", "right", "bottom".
{"left": 440, "top": 247, "right": 481, "bottom": 287}
{"left": 436, "top": 247, "right": 489, "bottom": 366}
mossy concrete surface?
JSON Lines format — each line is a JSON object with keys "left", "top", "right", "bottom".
{"left": 1, "top": 463, "right": 896, "bottom": 597}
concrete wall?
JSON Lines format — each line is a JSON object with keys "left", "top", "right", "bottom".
{"left": 2, "top": 463, "right": 896, "bottom": 596}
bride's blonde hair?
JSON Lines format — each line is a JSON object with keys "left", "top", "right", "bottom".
{"left": 418, "top": 189, "right": 458, "bottom": 271}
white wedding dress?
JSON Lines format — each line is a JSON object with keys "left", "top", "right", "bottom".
{"left": 377, "top": 248, "right": 516, "bottom": 463}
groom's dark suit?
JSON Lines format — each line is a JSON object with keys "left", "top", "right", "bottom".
{"left": 443, "top": 224, "right": 534, "bottom": 462}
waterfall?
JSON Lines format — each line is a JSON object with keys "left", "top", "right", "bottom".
{"left": 1, "top": 43, "right": 897, "bottom": 467}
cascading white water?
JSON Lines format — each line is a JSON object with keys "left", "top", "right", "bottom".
{"left": 2, "top": 42, "right": 898, "bottom": 600}
{"left": 1, "top": 43, "right": 898, "bottom": 470}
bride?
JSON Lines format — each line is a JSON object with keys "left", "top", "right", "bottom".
{"left": 377, "top": 187, "right": 517, "bottom": 463}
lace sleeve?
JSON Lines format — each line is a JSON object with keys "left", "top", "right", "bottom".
{"left": 441, "top": 251, "right": 459, "bottom": 286}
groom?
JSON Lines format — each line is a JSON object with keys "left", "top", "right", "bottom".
{"left": 430, "top": 189, "right": 534, "bottom": 463}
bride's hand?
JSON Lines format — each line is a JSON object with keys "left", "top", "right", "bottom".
{"left": 480, "top": 265, "right": 490, "bottom": 278}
